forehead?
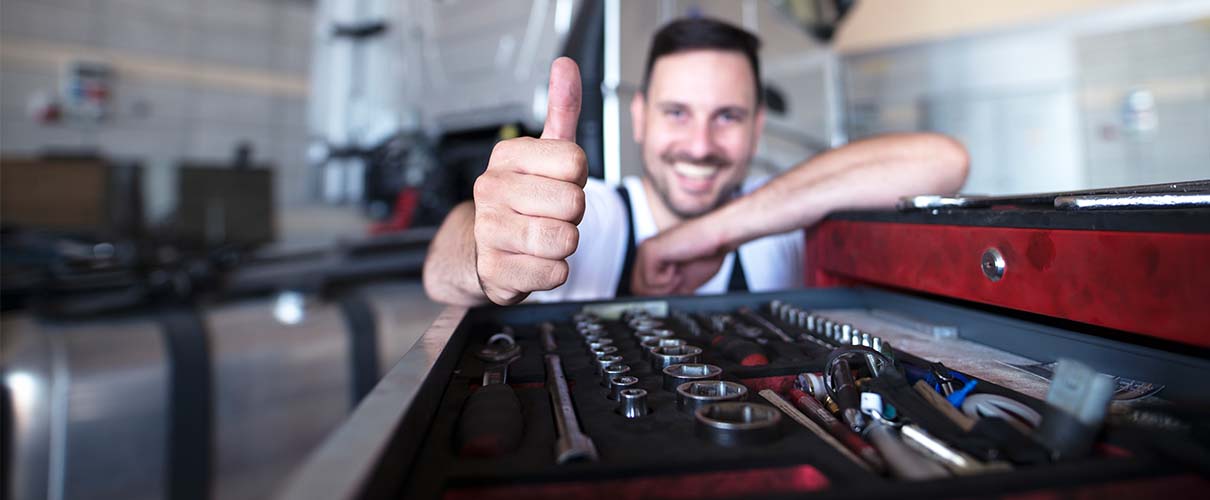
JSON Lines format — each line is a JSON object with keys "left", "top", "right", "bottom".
{"left": 647, "top": 50, "right": 757, "bottom": 109}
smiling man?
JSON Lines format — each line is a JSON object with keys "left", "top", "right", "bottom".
{"left": 424, "top": 18, "right": 969, "bottom": 306}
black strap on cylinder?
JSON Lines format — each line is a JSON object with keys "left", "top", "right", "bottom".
{"left": 615, "top": 185, "right": 747, "bottom": 297}
{"left": 615, "top": 186, "right": 639, "bottom": 297}
{"left": 339, "top": 292, "right": 380, "bottom": 408}
{"left": 157, "top": 307, "right": 212, "bottom": 500}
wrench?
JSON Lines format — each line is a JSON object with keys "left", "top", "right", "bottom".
{"left": 544, "top": 353, "right": 599, "bottom": 463}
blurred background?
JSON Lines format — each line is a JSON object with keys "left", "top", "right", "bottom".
{"left": 2, "top": 1, "right": 1207, "bottom": 499}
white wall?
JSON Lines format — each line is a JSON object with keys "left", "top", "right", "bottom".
{"left": 840, "top": 0, "right": 1210, "bottom": 194}
{"left": 0, "top": 0, "right": 315, "bottom": 220}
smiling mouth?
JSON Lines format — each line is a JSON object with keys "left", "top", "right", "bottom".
{"left": 671, "top": 162, "right": 722, "bottom": 194}
{"left": 673, "top": 162, "right": 718, "bottom": 179}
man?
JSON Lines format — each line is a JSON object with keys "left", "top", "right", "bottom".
{"left": 424, "top": 18, "right": 968, "bottom": 306}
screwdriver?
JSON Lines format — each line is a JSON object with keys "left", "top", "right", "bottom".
{"left": 788, "top": 387, "right": 886, "bottom": 473}
{"left": 455, "top": 332, "right": 524, "bottom": 457}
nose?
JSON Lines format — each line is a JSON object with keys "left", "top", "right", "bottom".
{"left": 682, "top": 117, "right": 717, "bottom": 160}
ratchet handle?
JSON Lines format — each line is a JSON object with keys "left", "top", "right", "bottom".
{"left": 456, "top": 384, "right": 524, "bottom": 457}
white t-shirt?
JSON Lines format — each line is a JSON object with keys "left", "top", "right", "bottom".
{"left": 528, "top": 175, "right": 805, "bottom": 303}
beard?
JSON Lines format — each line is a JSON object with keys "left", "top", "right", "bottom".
{"left": 643, "top": 149, "right": 744, "bottom": 219}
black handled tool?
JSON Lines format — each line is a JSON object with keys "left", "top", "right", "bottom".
{"left": 455, "top": 332, "right": 524, "bottom": 457}
{"left": 711, "top": 334, "right": 770, "bottom": 366}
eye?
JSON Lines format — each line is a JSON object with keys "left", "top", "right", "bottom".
{"left": 716, "top": 110, "right": 744, "bottom": 124}
{"left": 664, "top": 108, "right": 686, "bottom": 120}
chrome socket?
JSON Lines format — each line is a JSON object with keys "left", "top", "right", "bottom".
{"left": 578, "top": 322, "right": 604, "bottom": 337}
{"left": 601, "top": 363, "right": 631, "bottom": 387}
{"left": 608, "top": 375, "right": 639, "bottom": 401}
{"left": 651, "top": 345, "right": 703, "bottom": 370}
{"left": 676, "top": 380, "right": 748, "bottom": 414}
{"left": 636, "top": 328, "right": 676, "bottom": 343}
{"left": 629, "top": 319, "right": 662, "bottom": 333}
{"left": 587, "top": 338, "right": 614, "bottom": 352}
{"left": 590, "top": 346, "right": 618, "bottom": 359}
{"left": 662, "top": 363, "right": 722, "bottom": 391}
{"left": 641, "top": 337, "right": 686, "bottom": 359}
{"left": 617, "top": 388, "right": 649, "bottom": 418}
{"left": 595, "top": 354, "right": 623, "bottom": 376}
{"left": 694, "top": 402, "right": 782, "bottom": 447}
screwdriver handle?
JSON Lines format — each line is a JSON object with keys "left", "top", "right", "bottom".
{"left": 456, "top": 384, "right": 524, "bottom": 457}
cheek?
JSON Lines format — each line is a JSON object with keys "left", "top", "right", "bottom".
{"left": 643, "top": 130, "right": 677, "bottom": 159}
{"left": 716, "top": 127, "right": 754, "bottom": 158}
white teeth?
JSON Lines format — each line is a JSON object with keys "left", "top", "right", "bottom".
{"left": 673, "top": 162, "right": 716, "bottom": 179}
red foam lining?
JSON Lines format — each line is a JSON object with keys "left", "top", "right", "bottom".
{"left": 441, "top": 464, "right": 830, "bottom": 500}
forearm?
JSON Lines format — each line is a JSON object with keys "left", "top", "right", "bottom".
{"left": 422, "top": 201, "right": 489, "bottom": 306}
{"left": 713, "top": 132, "right": 969, "bottom": 247}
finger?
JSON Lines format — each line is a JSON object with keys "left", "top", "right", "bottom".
{"left": 540, "top": 57, "right": 582, "bottom": 141}
{"left": 477, "top": 171, "right": 585, "bottom": 223}
{"left": 476, "top": 209, "right": 579, "bottom": 260}
{"left": 486, "top": 139, "right": 588, "bottom": 187}
{"left": 479, "top": 251, "right": 570, "bottom": 296}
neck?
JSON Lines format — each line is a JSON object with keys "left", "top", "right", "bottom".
{"left": 640, "top": 176, "right": 683, "bottom": 232}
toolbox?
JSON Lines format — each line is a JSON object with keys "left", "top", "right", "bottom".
{"left": 278, "top": 206, "right": 1210, "bottom": 500}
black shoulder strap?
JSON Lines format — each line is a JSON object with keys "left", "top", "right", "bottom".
{"left": 615, "top": 184, "right": 748, "bottom": 296}
{"left": 615, "top": 186, "right": 637, "bottom": 297}
{"left": 729, "top": 250, "right": 749, "bottom": 292}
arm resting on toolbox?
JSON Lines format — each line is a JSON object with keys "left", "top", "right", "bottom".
{"left": 631, "top": 133, "right": 971, "bottom": 295}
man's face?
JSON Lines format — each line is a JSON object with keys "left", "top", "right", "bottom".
{"left": 632, "top": 49, "right": 764, "bottom": 219}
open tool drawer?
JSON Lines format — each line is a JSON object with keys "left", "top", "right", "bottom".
{"left": 278, "top": 287, "right": 1210, "bottom": 500}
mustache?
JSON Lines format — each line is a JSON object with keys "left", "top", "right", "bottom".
{"left": 661, "top": 151, "right": 731, "bottom": 169}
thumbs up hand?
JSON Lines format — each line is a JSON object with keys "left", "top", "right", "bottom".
{"left": 472, "top": 57, "right": 588, "bottom": 305}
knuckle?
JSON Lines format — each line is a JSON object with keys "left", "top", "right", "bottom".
{"left": 524, "top": 217, "right": 550, "bottom": 255}
{"left": 545, "top": 260, "right": 569, "bottom": 289}
{"left": 559, "top": 223, "right": 579, "bottom": 257}
{"left": 568, "top": 187, "right": 586, "bottom": 219}
{"left": 569, "top": 146, "right": 588, "bottom": 169}
{"left": 472, "top": 174, "right": 492, "bottom": 201}
{"left": 489, "top": 139, "right": 512, "bottom": 162}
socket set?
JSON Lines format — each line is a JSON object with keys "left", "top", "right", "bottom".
{"left": 353, "top": 288, "right": 1205, "bottom": 498}
{"left": 305, "top": 288, "right": 1210, "bottom": 500}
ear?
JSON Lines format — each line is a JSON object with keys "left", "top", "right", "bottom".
{"left": 630, "top": 92, "right": 646, "bottom": 143}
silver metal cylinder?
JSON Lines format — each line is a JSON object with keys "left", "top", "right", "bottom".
{"left": 694, "top": 402, "right": 782, "bottom": 447}
{"left": 629, "top": 319, "right": 662, "bottom": 333}
{"left": 577, "top": 323, "right": 604, "bottom": 337}
{"left": 601, "top": 363, "right": 631, "bottom": 387}
{"left": 2, "top": 282, "right": 435, "bottom": 500}
{"left": 608, "top": 375, "right": 639, "bottom": 401}
{"left": 590, "top": 346, "right": 618, "bottom": 359}
{"left": 676, "top": 380, "right": 748, "bottom": 414}
{"left": 595, "top": 354, "right": 624, "bottom": 376}
{"left": 650, "top": 345, "right": 703, "bottom": 370}
{"left": 662, "top": 363, "right": 722, "bottom": 391}
{"left": 640, "top": 337, "right": 686, "bottom": 359}
{"left": 636, "top": 328, "right": 675, "bottom": 343}
{"left": 587, "top": 338, "right": 614, "bottom": 352}
{"left": 617, "top": 388, "right": 650, "bottom": 418}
